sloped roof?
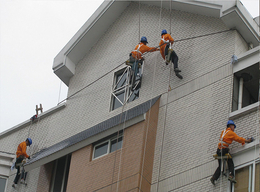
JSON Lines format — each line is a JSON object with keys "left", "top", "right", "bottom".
{"left": 53, "top": 0, "right": 259, "bottom": 86}
{"left": 25, "top": 96, "right": 160, "bottom": 171}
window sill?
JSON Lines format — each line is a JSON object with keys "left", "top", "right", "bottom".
{"left": 229, "top": 102, "right": 259, "bottom": 119}
{"left": 231, "top": 138, "right": 259, "bottom": 156}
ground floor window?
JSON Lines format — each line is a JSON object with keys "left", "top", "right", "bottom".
{"left": 0, "top": 176, "right": 7, "bottom": 192}
{"left": 51, "top": 154, "right": 71, "bottom": 192}
{"left": 233, "top": 161, "right": 259, "bottom": 192}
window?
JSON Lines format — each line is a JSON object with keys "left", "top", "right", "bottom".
{"left": 232, "top": 162, "right": 259, "bottom": 192}
{"left": 111, "top": 67, "right": 140, "bottom": 110}
{"left": 93, "top": 132, "right": 123, "bottom": 160}
{"left": 51, "top": 154, "right": 71, "bottom": 192}
{"left": 0, "top": 177, "right": 7, "bottom": 192}
{"left": 232, "top": 63, "right": 259, "bottom": 112}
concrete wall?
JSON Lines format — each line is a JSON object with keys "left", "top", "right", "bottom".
{"left": 0, "top": 2, "right": 252, "bottom": 191}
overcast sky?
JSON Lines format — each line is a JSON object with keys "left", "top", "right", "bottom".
{"left": 0, "top": 0, "right": 259, "bottom": 134}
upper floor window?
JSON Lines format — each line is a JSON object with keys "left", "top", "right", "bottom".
{"left": 111, "top": 67, "right": 140, "bottom": 110}
{"left": 232, "top": 63, "right": 259, "bottom": 112}
{"left": 93, "top": 131, "right": 123, "bottom": 160}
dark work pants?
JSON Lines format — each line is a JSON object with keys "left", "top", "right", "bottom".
{"left": 129, "top": 55, "right": 142, "bottom": 77}
{"left": 165, "top": 44, "right": 178, "bottom": 69}
{"left": 14, "top": 156, "right": 27, "bottom": 184}
{"left": 212, "top": 148, "right": 234, "bottom": 180}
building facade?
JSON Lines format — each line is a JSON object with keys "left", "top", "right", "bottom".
{"left": 0, "top": 1, "right": 259, "bottom": 192}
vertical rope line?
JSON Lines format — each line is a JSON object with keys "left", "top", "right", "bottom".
{"left": 155, "top": 1, "right": 167, "bottom": 191}
{"left": 139, "top": 47, "right": 159, "bottom": 192}
{"left": 170, "top": 0, "right": 172, "bottom": 35}
{"left": 139, "top": 1, "right": 141, "bottom": 41}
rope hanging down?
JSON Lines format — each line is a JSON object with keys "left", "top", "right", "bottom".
{"left": 57, "top": 29, "right": 234, "bottom": 106}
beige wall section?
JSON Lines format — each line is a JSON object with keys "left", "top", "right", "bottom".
{"left": 66, "top": 99, "right": 159, "bottom": 192}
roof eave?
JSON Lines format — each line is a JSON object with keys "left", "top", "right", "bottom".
{"left": 52, "top": 0, "right": 130, "bottom": 86}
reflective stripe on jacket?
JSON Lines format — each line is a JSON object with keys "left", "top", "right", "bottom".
{"left": 16, "top": 141, "right": 29, "bottom": 158}
{"left": 218, "top": 128, "right": 246, "bottom": 149}
{"left": 131, "top": 42, "right": 157, "bottom": 60}
{"left": 159, "top": 34, "right": 174, "bottom": 60}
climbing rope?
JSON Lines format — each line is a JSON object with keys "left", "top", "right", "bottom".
{"left": 57, "top": 29, "right": 234, "bottom": 106}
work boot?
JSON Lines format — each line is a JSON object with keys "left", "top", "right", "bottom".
{"left": 20, "top": 179, "right": 24, "bottom": 184}
{"left": 228, "top": 175, "right": 237, "bottom": 183}
{"left": 210, "top": 177, "right": 215, "bottom": 186}
{"left": 174, "top": 68, "right": 181, "bottom": 73}
{"left": 175, "top": 72, "right": 183, "bottom": 79}
{"left": 12, "top": 183, "right": 16, "bottom": 188}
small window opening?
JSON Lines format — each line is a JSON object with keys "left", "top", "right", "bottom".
{"left": 232, "top": 63, "right": 259, "bottom": 112}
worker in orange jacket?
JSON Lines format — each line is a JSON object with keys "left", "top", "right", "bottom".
{"left": 129, "top": 36, "right": 159, "bottom": 78}
{"left": 210, "top": 120, "right": 252, "bottom": 185}
{"left": 12, "top": 138, "right": 32, "bottom": 188}
{"left": 159, "top": 29, "right": 182, "bottom": 79}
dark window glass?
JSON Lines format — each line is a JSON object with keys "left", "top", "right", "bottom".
{"left": 115, "top": 72, "right": 126, "bottom": 89}
{"left": 53, "top": 156, "right": 67, "bottom": 192}
{"left": 110, "top": 137, "right": 123, "bottom": 153}
{"left": 94, "top": 142, "right": 109, "bottom": 158}
{"left": 113, "top": 92, "right": 124, "bottom": 110}
{"left": 63, "top": 155, "right": 71, "bottom": 192}
{"left": 128, "top": 89, "right": 139, "bottom": 102}
{"left": 0, "top": 178, "right": 6, "bottom": 192}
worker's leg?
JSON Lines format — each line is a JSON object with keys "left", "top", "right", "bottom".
{"left": 13, "top": 156, "right": 24, "bottom": 184}
{"left": 212, "top": 158, "right": 222, "bottom": 181}
{"left": 164, "top": 44, "right": 169, "bottom": 56}
{"left": 171, "top": 51, "right": 180, "bottom": 71}
{"left": 227, "top": 157, "right": 234, "bottom": 177}
{"left": 14, "top": 165, "right": 21, "bottom": 184}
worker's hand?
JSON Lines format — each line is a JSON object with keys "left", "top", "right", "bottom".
{"left": 245, "top": 137, "right": 254, "bottom": 143}
{"left": 28, "top": 156, "right": 31, "bottom": 159}
{"left": 156, "top": 48, "right": 160, "bottom": 51}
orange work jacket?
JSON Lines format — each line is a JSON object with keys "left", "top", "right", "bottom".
{"left": 159, "top": 34, "right": 174, "bottom": 60}
{"left": 16, "top": 141, "right": 29, "bottom": 158}
{"left": 218, "top": 128, "right": 245, "bottom": 149}
{"left": 131, "top": 42, "right": 157, "bottom": 60}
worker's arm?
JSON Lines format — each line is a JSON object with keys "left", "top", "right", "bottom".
{"left": 21, "top": 142, "right": 29, "bottom": 158}
{"left": 144, "top": 45, "right": 159, "bottom": 52}
{"left": 232, "top": 132, "right": 246, "bottom": 145}
{"left": 167, "top": 34, "right": 174, "bottom": 44}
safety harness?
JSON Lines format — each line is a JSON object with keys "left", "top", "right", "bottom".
{"left": 132, "top": 43, "right": 143, "bottom": 59}
{"left": 219, "top": 130, "right": 230, "bottom": 148}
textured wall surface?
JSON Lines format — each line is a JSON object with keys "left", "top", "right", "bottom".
{"left": 0, "top": 2, "right": 255, "bottom": 191}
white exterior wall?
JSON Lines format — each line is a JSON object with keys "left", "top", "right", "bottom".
{"left": 0, "top": 2, "right": 255, "bottom": 191}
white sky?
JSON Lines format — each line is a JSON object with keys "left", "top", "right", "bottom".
{"left": 0, "top": 0, "right": 259, "bottom": 133}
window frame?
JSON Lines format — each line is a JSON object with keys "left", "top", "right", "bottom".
{"left": 231, "top": 160, "right": 259, "bottom": 192}
{"left": 92, "top": 133, "right": 123, "bottom": 160}
{"left": 50, "top": 154, "right": 71, "bottom": 192}
{"left": 232, "top": 62, "right": 259, "bottom": 112}
{"left": 0, "top": 176, "right": 7, "bottom": 192}
{"left": 110, "top": 67, "right": 140, "bottom": 111}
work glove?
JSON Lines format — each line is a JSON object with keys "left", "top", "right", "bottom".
{"left": 247, "top": 137, "right": 254, "bottom": 143}
{"left": 28, "top": 156, "right": 31, "bottom": 159}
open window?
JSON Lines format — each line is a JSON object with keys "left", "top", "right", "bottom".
{"left": 111, "top": 67, "right": 140, "bottom": 110}
{"left": 232, "top": 63, "right": 259, "bottom": 112}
